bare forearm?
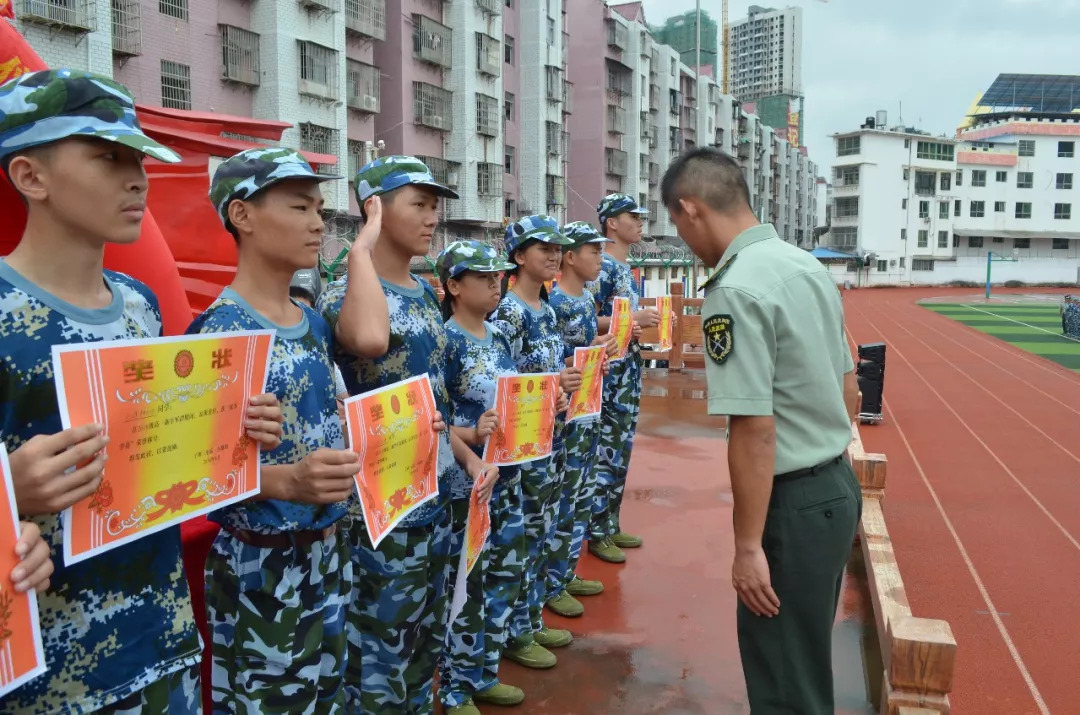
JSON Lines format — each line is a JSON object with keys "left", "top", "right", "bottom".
{"left": 451, "top": 425, "right": 480, "bottom": 448}
{"left": 337, "top": 248, "right": 390, "bottom": 358}
{"left": 258, "top": 464, "right": 296, "bottom": 501}
{"left": 728, "top": 416, "right": 776, "bottom": 553}
{"left": 597, "top": 316, "right": 611, "bottom": 333}
{"left": 450, "top": 429, "right": 482, "bottom": 470}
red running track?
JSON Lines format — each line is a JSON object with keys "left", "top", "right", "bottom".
{"left": 842, "top": 287, "right": 1079, "bottom": 715}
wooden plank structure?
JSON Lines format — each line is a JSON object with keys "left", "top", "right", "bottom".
{"left": 848, "top": 424, "right": 957, "bottom": 714}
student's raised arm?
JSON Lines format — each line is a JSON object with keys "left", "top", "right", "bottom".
{"left": 335, "top": 197, "right": 390, "bottom": 358}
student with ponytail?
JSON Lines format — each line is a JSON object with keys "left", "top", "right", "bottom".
{"left": 489, "top": 215, "right": 582, "bottom": 668}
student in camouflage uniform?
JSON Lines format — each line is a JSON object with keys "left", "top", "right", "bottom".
{"left": 586, "top": 194, "right": 658, "bottom": 564}
{"left": 545, "top": 222, "right": 616, "bottom": 617}
{"left": 189, "top": 148, "right": 368, "bottom": 713}
{"left": 0, "top": 69, "right": 283, "bottom": 714}
{"left": 317, "top": 156, "right": 497, "bottom": 714}
{"left": 490, "top": 216, "right": 581, "bottom": 667}
{"left": 1063, "top": 295, "right": 1080, "bottom": 338}
{"left": 438, "top": 240, "right": 528, "bottom": 714}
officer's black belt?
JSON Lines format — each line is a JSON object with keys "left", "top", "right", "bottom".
{"left": 774, "top": 454, "right": 843, "bottom": 483}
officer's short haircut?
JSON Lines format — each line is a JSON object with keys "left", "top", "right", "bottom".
{"left": 661, "top": 147, "right": 751, "bottom": 215}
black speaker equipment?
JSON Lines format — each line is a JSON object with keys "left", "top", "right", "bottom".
{"left": 856, "top": 342, "right": 886, "bottom": 417}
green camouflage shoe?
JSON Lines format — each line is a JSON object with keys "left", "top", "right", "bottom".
{"left": 588, "top": 536, "right": 626, "bottom": 563}
{"left": 546, "top": 590, "right": 584, "bottom": 618}
{"left": 474, "top": 682, "right": 525, "bottom": 706}
{"left": 566, "top": 575, "right": 604, "bottom": 597}
{"left": 612, "top": 531, "right": 643, "bottom": 549}
{"left": 504, "top": 640, "right": 556, "bottom": 669}
{"left": 534, "top": 626, "right": 573, "bottom": 649}
{"left": 447, "top": 699, "right": 482, "bottom": 715}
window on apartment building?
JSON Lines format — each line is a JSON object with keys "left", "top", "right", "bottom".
{"left": 994, "top": 201, "right": 1005, "bottom": 212}
{"left": 915, "top": 171, "right": 936, "bottom": 195}
{"left": 1018, "top": 140, "right": 1035, "bottom": 157}
{"left": 901, "top": 198, "right": 907, "bottom": 209}
{"left": 834, "top": 166, "right": 858, "bottom": 186}
{"left": 993, "top": 236, "right": 1004, "bottom": 244}
{"left": 971, "top": 170, "right": 986, "bottom": 187}
{"left": 299, "top": 41, "right": 338, "bottom": 99}
{"left": 299, "top": 122, "right": 337, "bottom": 157}
{"left": 504, "top": 197, "right": 515, "bottom": 217}
{"left": 476, "top": 93, "right": 499, "bottom": 136}
{"left": 903, "top": 168, "right": 910, "bottom": 181}
{"left": 912, "top": 259, "right": 934, "bottom": 271}
{"left": 954, "top": 199, "right": 961, "bottom": 216}
{"left": 220, "top": 25, "right": 260, "bottom": 86}
{"left": 836, "top": 136, "right": 860, "bottom": 156}
{"left": 953, "top": 234, "right": 961, "bottom": 248}
{"left": 1053, "top": 238, "right": 1070, "bottom": 249}
{"left": 968, "top": 236, "right": 983, "bottom": 248}
{"left": 547, "top": 17, "right": 555, "bottom": 44}
{"left": 1055, "top": 203, "right": 1072, "bottom": 220}
{"left": 834, "top": 197, "right": 858, "bottom": 219}
{"left": 1057, "top": 173, "right": 1073, "bottom": 190}
{"left": 347, "top": 140, "right": 368, "bottom": 180}
{"left": 918, "top": 200, "right": 929, "bottom": 218}
{"left": 970, "top": 201, "right": 985, "bottom": 218}
{"left": 504, "top": 36, "right": 514, "bottom": 65}
{"left": 917, "top": 230, "right": 928, "bottom": 248}
{"left": 1015, "top": 202, "right": 1032, "bottom": 219}
{"left": 900, "top": 228, "right": 907, "bottom": 241}
{"left": 160, "top": 60, "right": 191, "bottom": 110}
{"left": 940, "top": 172, "right": 951, "bottom": 191}
{"left": 939, "top": 201, "right": 949, "bottom": 219}
{"left": 159, "top": 0, "right": 188, "bottom": 21}
{"left": 477, "top": 163, "right": 502, "bottom": 197}
{"left": 1017, "top": 172, "right": 1033, "bottom": 188}
{"left": 876, "top": 260, "right": 887, "bottom": 272}
{"left": 916, "top": 141, "right": 954, "bottom": 161}
{"left": 933, "top": 230, "right": 946, "bottom": 248}
{"left": 504, "top": 92, "right": 515, "bottom": 122}
{"left": 1014, "top": 238, "right": 1030, "bottom": 249}
{"left": 899, "top": 257, "right": 906, "bottom": 268}
{"left": 504, "top": 145, "right": 515, "bottom": 175}
{"left": 955, "top": 169, "right": 963, "bottom": 186}
{"left": 505, "top": 0, "right": 512, "bottom": 6}
{"left": 1059, "top": 141, "right": 1075, "bottom": 158}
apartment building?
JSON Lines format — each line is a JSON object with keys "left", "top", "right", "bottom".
{"left": 825, "top": 76, "right": 1080, "bottom": 285}
{"left": 729, "top": 4, "right": 801, "bottom": 102}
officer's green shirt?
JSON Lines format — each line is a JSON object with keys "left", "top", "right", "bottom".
{"left": 701, "top": 223, "right": 855, "bottom": 475}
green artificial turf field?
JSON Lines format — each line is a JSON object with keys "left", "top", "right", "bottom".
{"left": 922, "top": 302, "right": 1080, "bottom": 372}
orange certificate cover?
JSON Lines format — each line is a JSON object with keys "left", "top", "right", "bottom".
{"left": 657, "top": 295, "right": 674, "bottom": 352}
{"left": 52, "top": 331, "right": 273, "bottom": 565}
{"left": 608, "top": 296, "right": 633, "bottom": 360}
{"left": 464, "top": 479, "right": 491, "bottom": 575}
{"left": 0, "top": 445, "right": 46, "bottom": 698}
{"left": 482, "top": 374, "right": 559, "bottom": 466}
{"left": 568, "top": 346, "right": 605, "bottom": 423}
{"left": 345, "top": 374, "right": 440, "bottom": 549}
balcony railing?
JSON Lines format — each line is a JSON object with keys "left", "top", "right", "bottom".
{"left": 17, "top": 0, "right": 95, "bottom": 31}
{"left": 413, "top": 14, "right": 452, "bottom": 68}
{"left": 607, "top": 104, "right": 626, "bottom": 135}
{"left": 546, "top": 174, "right": 565, "bottom": 206}
{"left": 476, "top": 0, "right": 501, "bottom": 15}
{"left": 413, "top": 82, "right": 452, "bottom": 132}
{"left": 605, "top": 18, "right": 627, "bottom": 50}
{"left": 345, "top": 0, "right": 386, "bottom": 41}
{"left": 476, "top": 33, "right": 501, "bottom": 76}
{"left": 111, "top": 0, "right": 141, "bottom": 56}
{"left": 562, "top": 80, "right": 573, "bottom": 114}
{"left": 346, "top": 60, "right": 380, "bottom": 113}
{"left": 605, "top": 148, "right": 628, "bottom": 177}
{"left": 220, "top": 25, "right": 260, "bottom": 86}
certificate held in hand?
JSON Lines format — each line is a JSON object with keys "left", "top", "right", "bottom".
{"left": 568, "top": 346, "right": 605, "bottom": 422}
{"left": 608, "top": 296, "right": 634, "bottom": 361}
{"left": 482, "top": 374, "right": 559, "bottom": 466}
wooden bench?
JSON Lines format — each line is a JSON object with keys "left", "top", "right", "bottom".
{"left": 848, "top": 423, "right": 957, "bottom": 714}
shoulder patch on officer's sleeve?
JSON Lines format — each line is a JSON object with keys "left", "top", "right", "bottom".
{"left": 703, "top": 314, "right": 734, "bottom": 365}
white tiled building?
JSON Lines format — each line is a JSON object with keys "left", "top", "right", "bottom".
{"left": 729, "top": 4, "right": 802, "bottom": 103}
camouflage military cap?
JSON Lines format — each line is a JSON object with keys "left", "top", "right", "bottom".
{"left": 596, "top": 192, "right": 648, "bottom": 224}
{"left": 436, "top": 240, "right": 514, "bottom": 282}
{"left": 562, "top": 221, "right": 614, "bottom": 248}
{"left": 504, "top": 214, "right": 574, "bottom": 255}
{"left": 0, "top": 69, "right": 180, "bottom": 164}
{"left": 208, "top": 147, "right": 339, "bottom": 228}
{"left": 354, "top": 154, "right": 459, "bottom": 203}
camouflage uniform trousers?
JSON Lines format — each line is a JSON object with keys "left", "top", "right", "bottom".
{"left": 546, "top": 418, "right": 600, "bottom": 595}
{"left": 510, "top": 449, "right": 561, "bottom": 642}
{"left": 481, "top": 471, "right": 525, "bottom": 684}
{"left": 438, "top": 498, "right": 486, "bottom": 709}
{"left": 345, "top": 505, "right": 452, "bottom": 715}
{"left": 97, "top": 663, "right": 201, "bottom": 715}
{"left": 589, "top": 352, "right": 643, "bottom": 539}
{"left": 205, "top": 527, "right": 352, "bottom": 715}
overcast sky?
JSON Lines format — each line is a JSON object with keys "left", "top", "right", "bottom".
{"left": 637, "top": 0, "right": 1080, "bottom": 175}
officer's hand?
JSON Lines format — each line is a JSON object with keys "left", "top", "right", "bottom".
{"left": 732, "top": 547, "right": 780, "bottom": 617}
{"left": 290, "top": 449, "right": 360, "bottom": 504}
{"left": 633, "top": 308, "right": 660, "bottom": 328}
{"left": 10, "top": 424, "right": 108, "bottom": 516}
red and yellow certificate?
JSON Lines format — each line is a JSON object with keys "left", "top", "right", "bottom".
{"left": 0, "top": 446, "right": 46, "bottom": 698}
{"left": 52, "top": 331, "right": 273, "bottom": 565}
{"left": 482, "top": 374, "right": 559, "bottom": 466}
{"left": 568, "top": 346, "right": 605, "bottom": 422}
{"left": 608, "top": 296, "right": 634, "bottom": 360}
{"left": 657, "top": 295, "right": 674, "bottom": 352}
{"left": 446, "top": 479, "right": 492, "bottom": 625}
{"left": 345, "top": 375, "right": 440, "bottom": 548}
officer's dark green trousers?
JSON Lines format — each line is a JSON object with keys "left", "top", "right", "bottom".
{"left": 737, "top": 457, "right": 862, "bottom": 714}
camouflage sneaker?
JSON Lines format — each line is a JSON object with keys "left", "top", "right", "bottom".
{"left": 474, "top": 682, "right": 526, "bottom": 706}
{"left": 589, "top": 536, "right": 626, "bottom": 563}
{"left": 612, "top": 531, "right": 643, "bottom": 549}
{"left": 447, "top": 699, "right": 482, "bottom": 715}
{"left": 566, "top": 575, "right": 604, "bottom": 597}
{"left": 208, "top": 147, "right": 338, "bottom": 228}
{"left": 436, "top": 240, "right": 515, "bottom": 282}
{"left": 504, "top": 641, "right": 556, "bottom": 669}
{"left": 0, "top": 69, "right": 180, "bottom": 164}
{"left": 534, "top": 626, "right": 573, "bottom": 649}
{"left": 546, "top": 590, "right": 584, "bottom": 618}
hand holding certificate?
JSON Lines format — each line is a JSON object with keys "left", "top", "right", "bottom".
{"left": 482, "top": 374, "right": 559, "bottom": 466}
{"left": 52, "top": 331, "right": 274, "bottom": 565}
{"left": 608, "top": 296, "right": 634, "bottom": 360}
{"left": 657, "top": 295, "right": 674, "bottom": 352}
{"left": 344, "top": 375, "right": 441, "bottom": 548}
{"left": 568, "top": 346, "right": 605, "bottom": 422}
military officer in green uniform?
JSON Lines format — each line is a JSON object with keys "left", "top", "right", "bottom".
{"left": 661, "top": 147, "right": 862, "bottom": 714}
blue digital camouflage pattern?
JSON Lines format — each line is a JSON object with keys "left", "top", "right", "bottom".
{"left": 1063, "top": 295, "right": 1080, "bottom": 338}
{"left": 100, "top": 663, "right": 200, "bottom": 715}
{"left": 549, "top": 286, "right": 599, "bottom": 362}
{"left": 317, "top": 274, "right": 455, "bottom": 526}
{"left": 480, "top": 473, "right": 526, "bottom": 686}
{"left": 186, "top": 288, "right": 349, "bottom": 532}
{"left": 586, "top": 253, "right": 644, "bottom": 539}
{"left": 0, "top": 69, "right": 180, "bottom": 163}
{"left": 208, "top": 147, "right": 338, "bottom": 228}
{"left": 0, "top": 261, "right": 201, "bottom": 714}
{"left": 596, "top": 192, "right": 648, "bottom": 225}
{"left": 436, "top": 240, "right": 514, "bottom": 283}
{"left": 490, "top": 292, "right": 565, "bottom": 376}
{"left": 503, "top": 214, "right": 573, "bottom": 256}
{"left": 353, "top": 154, "right": 459, "bottom": 202}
